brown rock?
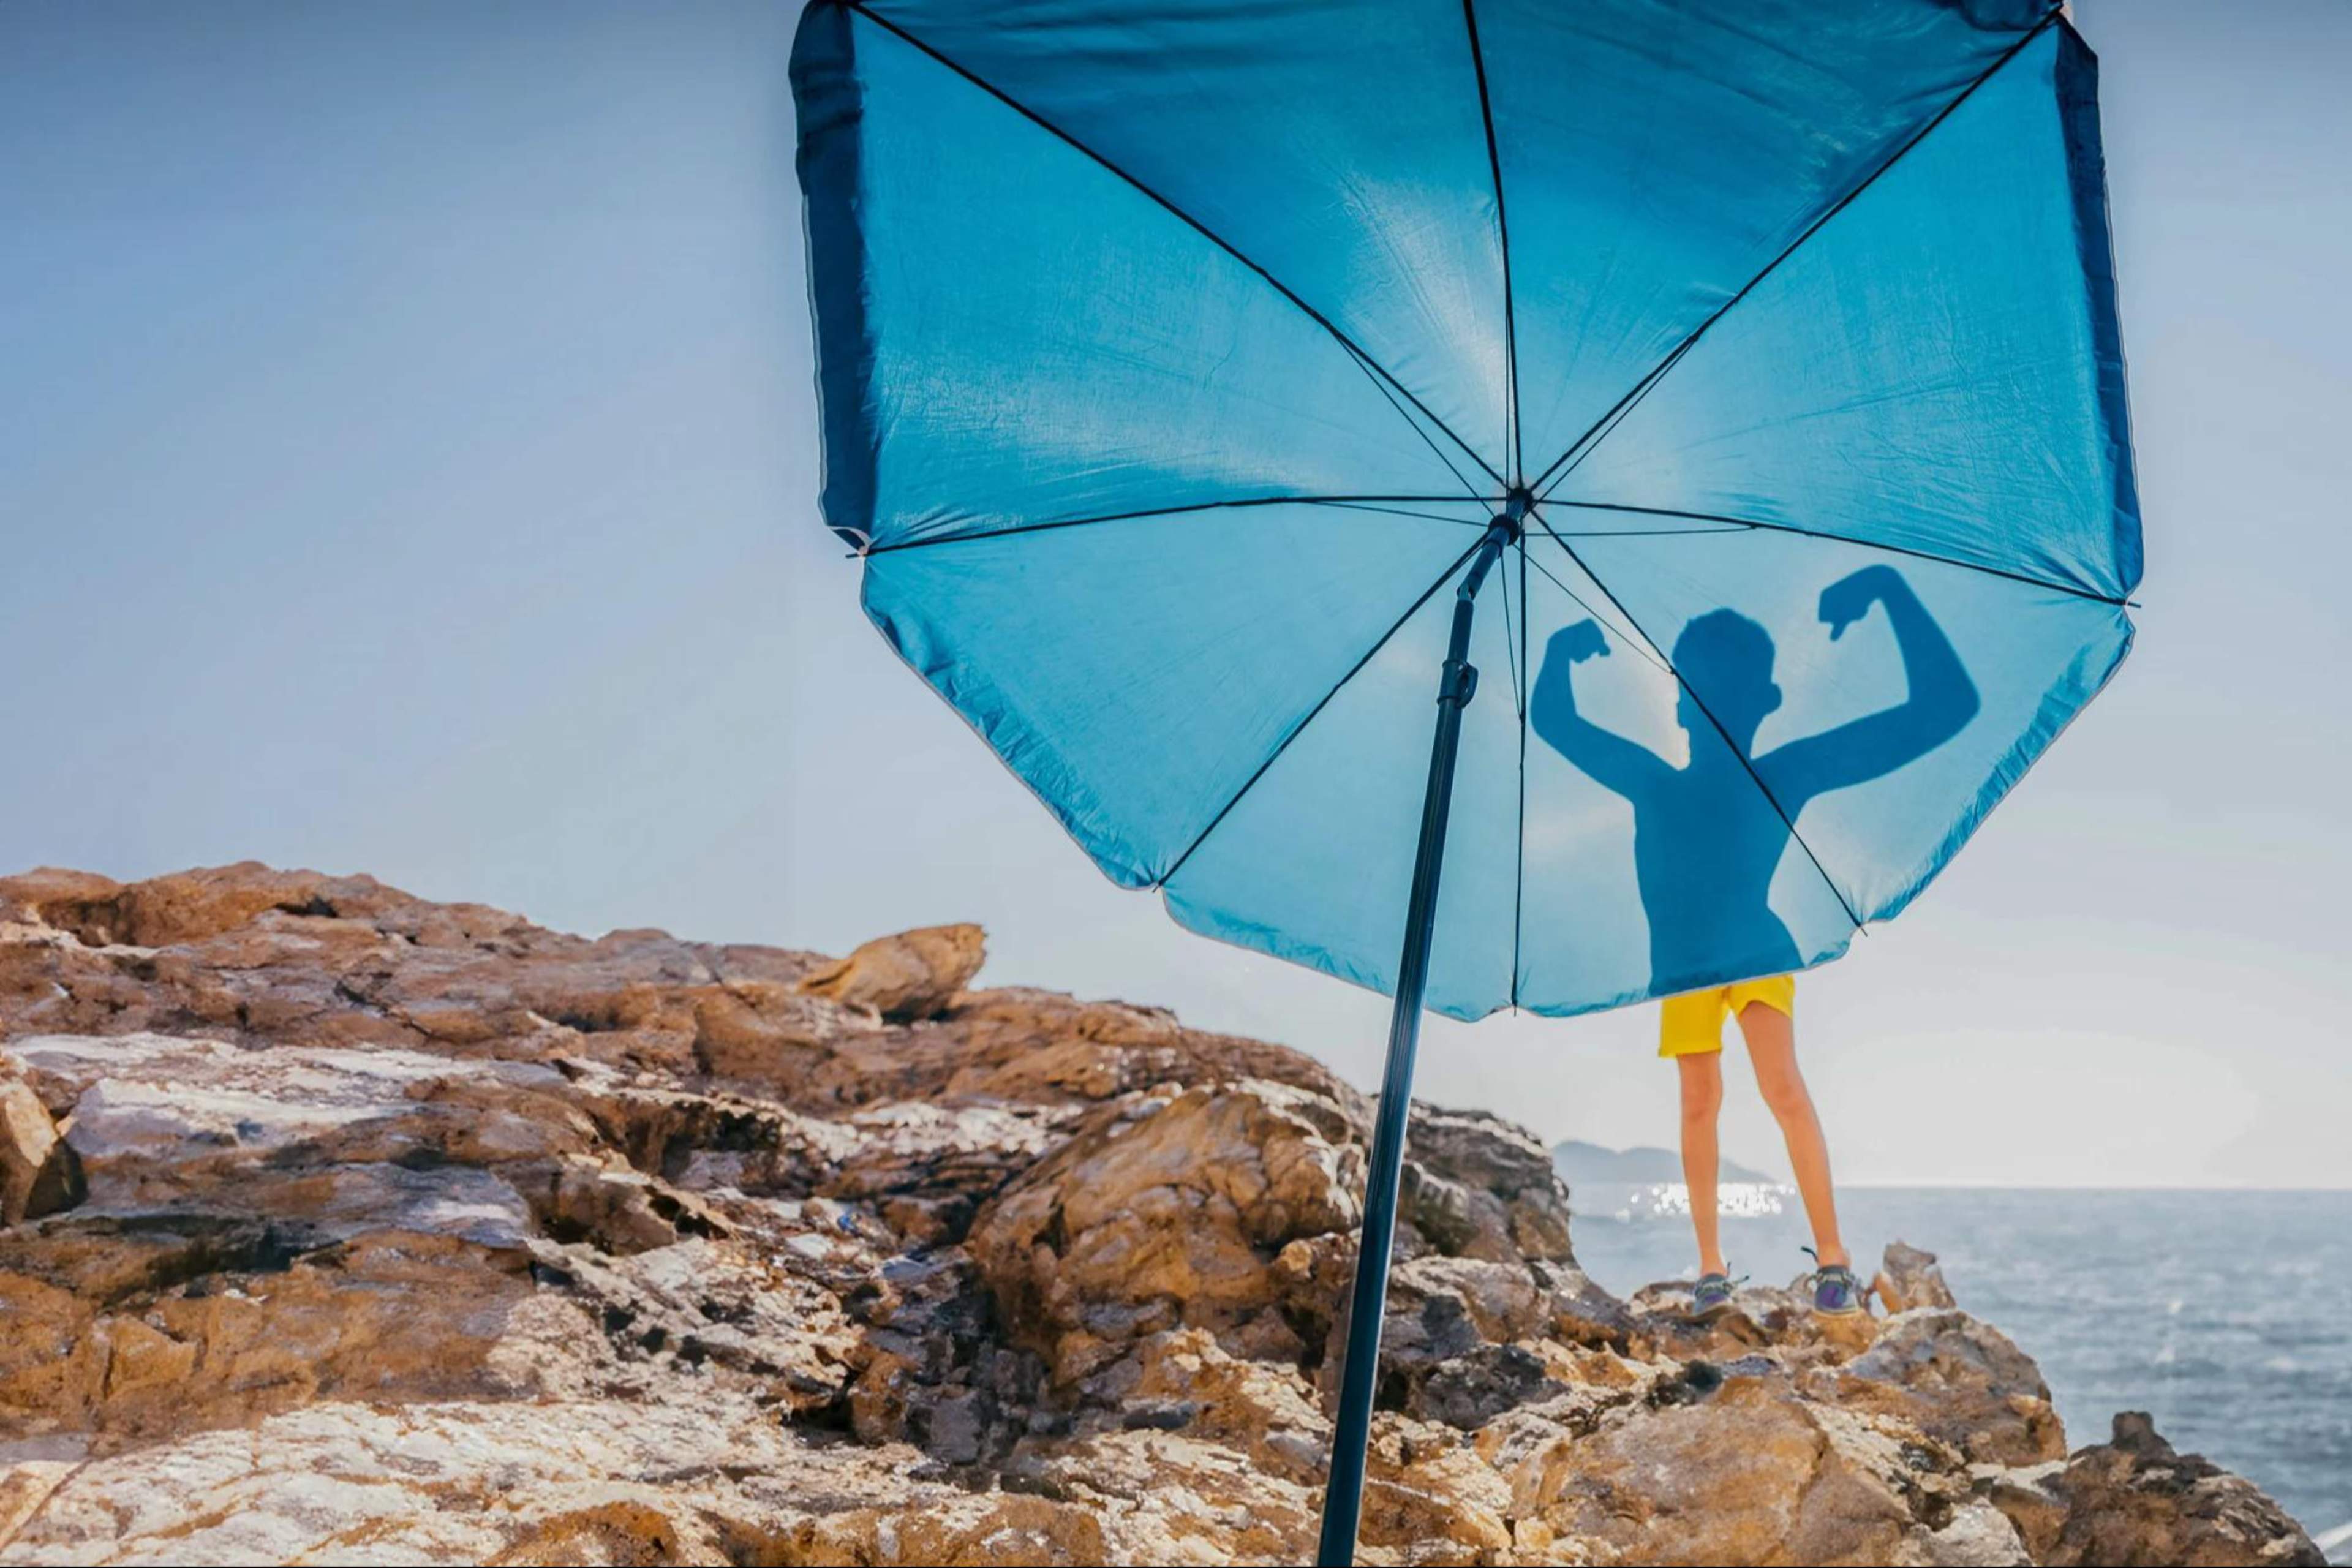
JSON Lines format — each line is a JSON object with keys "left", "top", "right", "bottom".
{"left": 1371, "top": 1256, "right": 1577, "bottom": 1428}
{"left": 1878, "top": 1238, "right": 1962, "bottom": 1313}
{"left": 1117, "top": 1327, "right": 1331, "bottom": 1482}
{"left": 1982, "top": 1460, "right": 2076, "bottom": 1563}
{"left": 1355, "top": 1416, "right": 1517, "bottom": 1561}
{"left": 1534, "top": 1259, "right": 1640, "bottom": 1348}
{"left": 941, "top": 986, "right": 1364, "bottom": 1110}
{"left": 797, "top": 922, "right": 986, "bottom": 1020}
{"left": 1524, "top": 1376, "right": 1898, "bottom": 1564}
{"left": 1836, "top": 1308, "right": 2066, "bottom": 1464}
{"left": 0, "top": 864, "right": 2319, "bottom": 1567}
{"left": 0, "top": 1227, "right": 540, "bottom": 1447}
{"left": 1919, "top": 1500, "right": 2038, "bottom": 1566}
{"left": 0, "top": 1069, "right": 82, "bottom": 1225}
{"left": 0, "top": 862, "right": 840, "bottom": 1077}
{"left": 1404, "top": 1102, "right": 1576, "bottom": 1264}
{"left": 970, "top": 1080, "right": 1359, "bottom": 1379}
{"left": 2032, "top": 1412, "right": 2326, "bottom": 1567}
{"left": 1, "top": 1396, "right": 955, "bottom": 1566}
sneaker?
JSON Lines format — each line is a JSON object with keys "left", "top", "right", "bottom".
{"left": 1801, "top": 1246, "right": 1864, "bottom": 1317}
{"left": 1689, "top": 1272, "right": 1737, "bottom": 1322}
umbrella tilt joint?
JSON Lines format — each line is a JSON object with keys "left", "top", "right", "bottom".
{"left": 1437, "top": 508, "right": 1518, "bottom": 706}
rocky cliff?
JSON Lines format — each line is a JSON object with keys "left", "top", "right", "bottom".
{"left": 0, "top": 864, "right": 2322, "bottom": 1566}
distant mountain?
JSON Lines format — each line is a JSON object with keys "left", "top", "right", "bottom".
{"left": 1552, "top": 1139, "right": 1777, "bottom": 1186}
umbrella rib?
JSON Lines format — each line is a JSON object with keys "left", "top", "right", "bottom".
{"left": 1544, "top": 525, "right": 1756, "bottom": 538}
{"left": 1155, "top": 533, "right": 1491, "bottom": 889}
{"left": 1498, "top": 541, "right": 1523, "bottom": 715}
{"left": 861, "top": 495, "right": 1493, "bottom": 557}
{"left": 1341, "top": 340, "right": 1490, "bottom": 500}
{"left": 1531, "top": 511, "right": 1866, "bottom": 935}
{"left": 1319, "top": 500, "right": 1501, "bottom": 526}
{"left": 1533, "top": 334, "right": 1702, "bottom": 505}
{"left": 1518, "top": 532, "right": 1672, "bottom": 676}
{"left": 1461, "top": 0, "right": 1520, "bottom": 484}
{"left": 1539, "top": 500, "right": 2130, "bottom": 606}
{"left": 1510, "top": 536, "right": 1528, "bottom": 1009}
{"left": 1523, "top": 4, "right": 2067, "bottom": 497}
{"left": 1497, "top": 534, "right": 1524, "bottom": 720}
{"left": 841, "top": 0, "right": 1506, "bottom": 494}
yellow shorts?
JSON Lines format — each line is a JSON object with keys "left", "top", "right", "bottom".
{"left": 1659, "top": 975, "right": 1795, "bottom": 1059}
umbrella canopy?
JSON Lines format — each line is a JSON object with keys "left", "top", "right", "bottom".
{"left": 790, "top": 2, "right": 2139, "bottom": 1558}
{"left": 790, "top": 0, "right": 2139, "bottom": 1023}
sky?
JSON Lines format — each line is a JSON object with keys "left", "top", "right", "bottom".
{"left": 2, "top": 1, "right": 2348, "bottom": 1188}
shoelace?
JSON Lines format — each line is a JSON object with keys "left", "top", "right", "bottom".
{"left": 1694, "top": 1271, "right": 1748, "bottom": 1302}
{"left": 1799, "top": 1246, "right": 1858, "bottom": 1294}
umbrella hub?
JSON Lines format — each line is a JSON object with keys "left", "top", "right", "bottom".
{"left": 1497, "top": 486, "right": 1532, "bottom": 538}
{"left": 1444, "top": 514, "right": 1518, "bottom": 706}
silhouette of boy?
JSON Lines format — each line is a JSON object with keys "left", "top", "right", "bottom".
{"left": 1530, "top": 561, "right": 1978, "bottom": 1316}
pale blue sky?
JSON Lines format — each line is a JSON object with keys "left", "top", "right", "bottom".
{"left": 3, "top": 1, "right": 2347, "bottom": 1185}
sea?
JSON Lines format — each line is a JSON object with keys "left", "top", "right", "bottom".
{"left": 1567, "top": 1185, "right": 2352, "bottom": 1561}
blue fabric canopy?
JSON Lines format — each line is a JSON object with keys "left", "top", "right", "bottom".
{"left": 791, "top": 0, "right": 2139, "bottom": 1023}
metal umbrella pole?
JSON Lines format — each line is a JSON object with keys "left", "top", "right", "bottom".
{"left": 1316, "top": 497, "right": 1522, "bottom": 1567}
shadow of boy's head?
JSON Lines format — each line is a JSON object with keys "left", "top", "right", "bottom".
{"left": 1672, "top": 609, "right": 1781, "bottom": 748}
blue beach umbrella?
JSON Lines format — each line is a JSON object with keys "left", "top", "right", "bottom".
{"left": 789, "top": 2, "right": 2138, "bottom": 1559}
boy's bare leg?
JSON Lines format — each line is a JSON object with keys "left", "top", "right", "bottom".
{"left": 1738, "top": 1002, "right": 1849, "bottom": 1269}
{"left": 1677, "top": 1052, "right": 1728, "bottom": 1277}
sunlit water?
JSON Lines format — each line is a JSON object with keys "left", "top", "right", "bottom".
{"left": 1567, "top": 1186, "right": 2352, "bottom": 1559}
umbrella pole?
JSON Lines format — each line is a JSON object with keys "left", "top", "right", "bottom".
{"left": 1317, "top": 509, "right": 1519, "bottom": 1567}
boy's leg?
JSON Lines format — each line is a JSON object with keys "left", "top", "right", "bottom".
{"left": 1737, "top": 1000, "right": 1849, "bottom": 1269}
{"left": 1676, "top": 1050, "right": 1727, "bottom": 1278}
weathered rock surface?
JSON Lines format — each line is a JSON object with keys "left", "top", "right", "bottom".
{"left": 0, "top": 864, "right": 2321, "bottom": 1566}
{"left": 797, "top": 922, "right": 987, "bottom": 1022}
{"left": 1877, "top": 1238, "right": 1962, "bottom": 1314}
{"left": 2011, "top": 1413, "right": 2329, "bottom": 1567}
{"left": 0, "top": 1071, "right": 79, "bottom": 1228}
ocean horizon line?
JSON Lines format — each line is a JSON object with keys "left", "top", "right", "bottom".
{"left": 1765, "top": 1180, "right": 2348, "bottom": 1194}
